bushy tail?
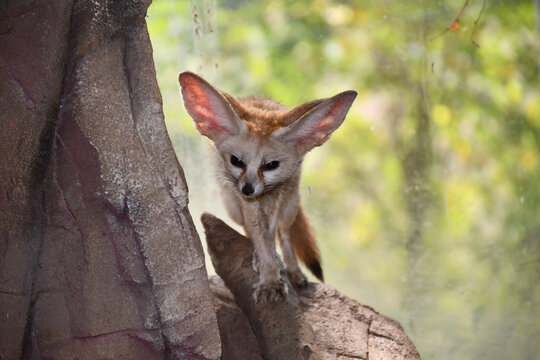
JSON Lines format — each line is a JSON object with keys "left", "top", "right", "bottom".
{"left": 289, "top": 206, "right": 324, "bottom": 282}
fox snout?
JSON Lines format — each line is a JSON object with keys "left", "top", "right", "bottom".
{"left": 241, "top": 183, "right": 255, "bottom": 196}
{"left": 237, "top": 177, "right": 263, "bottom": 198}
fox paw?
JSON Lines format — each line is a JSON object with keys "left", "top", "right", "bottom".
{"left": 254, "top": 278, "right": 289, "bottom": 304}
{"left": 286, "top": 269, "right": 309, "bottom": 289}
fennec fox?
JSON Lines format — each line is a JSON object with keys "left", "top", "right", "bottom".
{"left": 179, "top": 72, "right": 356, "bottom": 303}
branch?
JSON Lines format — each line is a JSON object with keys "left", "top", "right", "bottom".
{"left": 470, "top": 0, "right": 487, "bottom": 47}
{"left": 430, "top": 0, "right": 470, "bottom": 42}
{"left": 431, "top": 0, "right": 487, "bottom": 46}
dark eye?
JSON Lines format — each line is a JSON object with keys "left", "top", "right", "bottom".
{"left": 261, "top": 161, "right": 280, "bottom": 171}
{"left": 230, "top": 155, "right": 246, "bottom": 168}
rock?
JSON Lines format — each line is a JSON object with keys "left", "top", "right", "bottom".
{"left": 209, "top": 276, "right": 421, "bottom": 360}
{"left": 0, "top": 1, "right": 221, "bottom": 358}
{"left": 202, "top": 213, "right": 421, "bottom": 360}
{"left": 203, "top": 213, "right": 320, "bottom": 360}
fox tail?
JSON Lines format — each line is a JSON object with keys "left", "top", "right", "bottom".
{"left": 289, "top": 206, "right": 324, "bottom": 282}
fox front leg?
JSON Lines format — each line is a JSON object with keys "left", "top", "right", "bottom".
{"left": 278, "top": 227, "right": 309, "bottom": 288}
{"left": 242, "top": 202, "right": 288, "bottom": 303}
{"left": 276, "top": 190, "right": 309, "bottom": 288}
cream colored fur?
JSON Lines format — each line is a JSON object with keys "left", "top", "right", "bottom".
{"left": 179, "top": 71, "right": 356, "bottom": 303}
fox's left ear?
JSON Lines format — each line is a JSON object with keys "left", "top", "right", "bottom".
{"left": 273, "top": 90, "right": 357, "bottom": 153}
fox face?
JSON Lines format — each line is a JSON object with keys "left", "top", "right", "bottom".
{"left": 179, "top": 72, "right": 357, "bottom": 199}
{"left": 216, "top": 130, "right": 304, "bottom": 198}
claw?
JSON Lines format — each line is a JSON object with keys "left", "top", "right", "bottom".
{"left": 254, "top": 278, "right": 289, "bottom": 304}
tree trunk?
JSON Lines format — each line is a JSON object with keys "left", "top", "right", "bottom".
{"left": 0, "top": 1, "right": 220, "bottom": 359}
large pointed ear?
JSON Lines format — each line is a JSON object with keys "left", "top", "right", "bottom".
{"left": 280, "top": 98, "right": 327, "bottom": 127}
{"left": 179, "top": 72, "right": 246, "bottom": 144}
{"left": 273, "top": 90, "right": 357, "bottom": 153}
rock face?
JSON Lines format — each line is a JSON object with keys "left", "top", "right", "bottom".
{"left": 0, "top": 1, "right": 220, "bottom": 359}
{"left": 203, "top": 213, "right": 321, "bottom": 360}
{"left": 202, "top": 214, "right": 421, "bottom": 360}
{"left": 209, "top": 276, "right": 421, "bottom": 360}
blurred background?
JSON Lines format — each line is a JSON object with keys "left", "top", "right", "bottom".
{"left": 146, "top": 0, "right": 540, "bottom": 358}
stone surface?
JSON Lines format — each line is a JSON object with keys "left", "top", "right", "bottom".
{"left": 0, "top": 1, "right": 221, "bottom": 359}
{"left": 202, "top": 213, "right": 421, "bottom": 360}
{"left": 209, "top": 276, "right": 422, "bottom": 360}
{"left": 0, "top": 1, "right": 74, "bottom": 357}
{"left": 203, "top": 213, "right": 320, "bottom": 360}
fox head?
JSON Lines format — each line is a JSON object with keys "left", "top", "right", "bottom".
{"left": 179, "top": 72, "right": 357, "bottom": 198}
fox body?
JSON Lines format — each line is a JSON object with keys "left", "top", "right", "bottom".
{"left": 179, "top": 72, "right": 356, "bottom": 303}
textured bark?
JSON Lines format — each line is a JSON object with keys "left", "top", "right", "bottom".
{"left": 0, "top": 1, "right": 220, "bottom": 359}
{"left": 202, "top": 214, "right": 422, "bottom": 360}
{"left": 202, "top": 213, "right": 321, "bottom": 360}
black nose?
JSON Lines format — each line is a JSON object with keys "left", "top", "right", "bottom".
{"left": 241, "top": 183, "right": 254, "bottom": 196}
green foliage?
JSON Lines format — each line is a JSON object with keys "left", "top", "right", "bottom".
{"left": 147, "top": 1, "right": 540, "bottom": 358}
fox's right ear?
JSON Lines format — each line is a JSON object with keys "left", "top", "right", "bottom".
{"left": 179, "top": 72, "right": 246, "bottom": 144}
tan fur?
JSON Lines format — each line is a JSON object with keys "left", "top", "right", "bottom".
{"left": 222, "top": 93, "right": 293, "bottom": 137}
{"left": 179, "top": 71, "right": 356, "bottom": 303}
